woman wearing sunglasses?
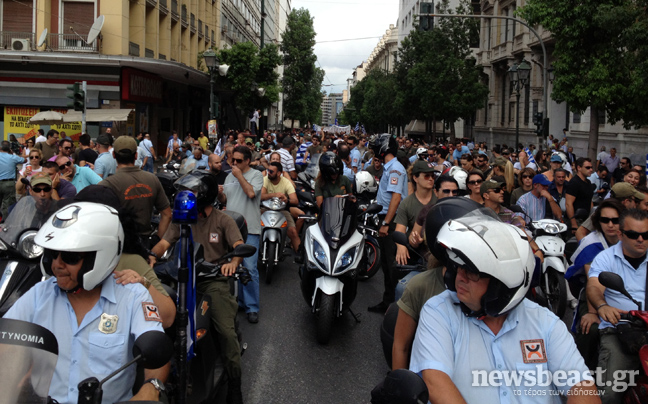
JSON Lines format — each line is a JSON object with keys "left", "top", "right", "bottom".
{"left": 510, "top": 167, "right": 535, "bottom": 206}
{"left": 566, "top": 199, "right": 625, "bottom": 370}
{"left": 464, "top": 171, "right": 484, "bottom": 204}
{"left": 534, "top": 147, "right": 550, "bottom": 173}
{"left": 15, "top": 149, "right": 44, "bottom": 201}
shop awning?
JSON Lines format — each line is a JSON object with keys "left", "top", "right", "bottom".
{"left": 63, "top": 109, "right": 133, "bottom": 123}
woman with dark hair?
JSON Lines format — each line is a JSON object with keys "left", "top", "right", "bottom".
{"left": 535, "top": 147, "right": 550, "bottom": 173}
{"left": 459, "top": 153, "right": 475, "bottom": 172}
{"left": 408, "top": 176, "right": 460, "bottom": 249}
{"left": 465, "top": 170, "right": 484, "bottom": 204}
{"left": 566, "top": 199, "right": 625, "bottom": 369}
{"left": 510, "top": 167, "right": 535, "bottom": 205}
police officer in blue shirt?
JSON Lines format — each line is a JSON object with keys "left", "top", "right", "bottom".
{"left": 348, "top": 135, "right": 362, "bottom": 173}
{"left": 5, "top": 202, "right": 169, "bottom": 403}
{"left": 368, "top": 133, "right": 408, "bottom": 313}
{"left": 410, "top": 217, "right": 598, "bottom": 403}
{"left": 0, "top": 140, "right": 26, "bottom": 219}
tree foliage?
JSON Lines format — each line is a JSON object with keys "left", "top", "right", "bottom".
{"left": 394, "top": 0, "right": 488, "bottom": 136}
{"left": 201, "top": 42, "right": 280, "bottom": 116}
{"left": 281, "top": 8, "right": 324, "bottom": 125}
{"left": 519, "top": 0, "right": 648, "bottom": 158}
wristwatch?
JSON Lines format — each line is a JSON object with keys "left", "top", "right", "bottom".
{"left": 381, "top": 220, "right": 390, "bottom": 227}
{"left": 144, "top": 378, "right": 166, "bottom": 393}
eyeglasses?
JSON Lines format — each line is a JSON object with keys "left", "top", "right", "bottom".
{"left": 58, "top": 161, "right": 72, "bottom": 170}
{"left": 467, "top": 180, "right": 483, "bottom": 185}
{"left": 522, "top": 175, "right": 533, "bottom": 179}
{"left": 488, "top": 188, "right": 503, "bottom": 194}
{"left": 232, "top": 158, "right": 244, "bottom": 164}
{"left": 599, "top": 217, "right": 619, "bottom": 225}
{"left": 45, "top": 249, "right": 85, "bottom": 266}
{"left": 583, "top": 166, "right": 593, "bottom": 170}
{"left": 457, "top": 266, "right": 481, "bottom": 282}
{"left": 29, "top": 156, "right": 40, "bottom": 160}
{"left": 422, "top": 173, "right": 435, "bottom": 180}
{"left": 267, "top": 170, "right": 277, "bottom": 175}
{"left": 347, "top": 142, "right": 354, "bottom": 146}
{"left": 441, "top": 189, "right": 459, "bottom": 195}
{"left": 63, "top": 147, "right": 71, "bottom": 150}
{"left": 622, "top": 230, "right": 648, "bottom": 240}
{"left": 32, "top": 186, "right": 52, "bottom": 193}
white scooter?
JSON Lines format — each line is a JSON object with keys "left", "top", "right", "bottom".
{"left": 299, "top": 196, "right": 382, "bottom": 344}
{"left": 259, "top": 197, "right": 288, "bottom": 284}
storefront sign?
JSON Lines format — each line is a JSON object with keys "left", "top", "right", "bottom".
{"left": 122, "top": 68, "right": 163, "bottom": 104}
{"left": 3, "top": 107, "right": 40, "bottom": 141}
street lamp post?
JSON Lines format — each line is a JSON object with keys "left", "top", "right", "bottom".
{"left": 508, "top": 59, "right": 531, "bottom": 152}
{"left": 203, "top": 49, "right": 229, "bottom": 146}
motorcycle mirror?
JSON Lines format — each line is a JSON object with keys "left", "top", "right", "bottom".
{"left": 365, "top": 203, "right": 383, "bottom": 215}
{"left": 392, "top": 231, "right": 409, "bottom": 246}
{"left": 166, "top": 163, "right": 174, "bottom": 170}
{"left": 233, "top": 244, "right": 257, "bottom": 258}
{"left": 598, "top": 272, "right": 642, "bottom": 309}
{"left": 132, "top": 331, "right": 173, "bottom": 369}
{"left": 20, "top": 178, "right": 30, "bottom": 186}
{"left": 509, "top": 205, "right": 524, "bottom": 214}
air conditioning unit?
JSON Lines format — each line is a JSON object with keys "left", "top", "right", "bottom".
{"left": 11, "top": 38, "right": 30, "bottom": 51}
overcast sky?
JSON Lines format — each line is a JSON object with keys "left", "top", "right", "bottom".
{"left": 291, "top": 0, "right": 399, "bottom": 95}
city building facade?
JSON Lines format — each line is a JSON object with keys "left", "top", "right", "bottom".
{"left": 320, "top": 92, "right": 343, "bottom": 126}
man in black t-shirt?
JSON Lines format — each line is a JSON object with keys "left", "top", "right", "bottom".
{"left": 77, "top": 134, "right": 98, "bottom": 167}
{"left": 566, "top": 157, "right": 594, "bottom": 231}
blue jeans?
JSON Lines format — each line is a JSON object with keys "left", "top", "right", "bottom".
{"left": 239, "top": 234, "right": 260, "bottom": 313}
{"left": 143, "top": 157, "right": 154, "bottom": 173}
{"left": 395, "top": 270, "right": 421, "bottom": 302}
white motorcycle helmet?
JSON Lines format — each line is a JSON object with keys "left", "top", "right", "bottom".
{"left": 355, "top": 170, "right": 378, "bottom": 198}
{"left": 416, "top": 147, "right": 428, "bottom": 160}
{"left": 436, "top": 216, "right": 535, "bottom": 318}
{"left": 35, "top": 202, "right": 124, "bottom": 292}
{"left": 448, "top": 166, "right": 468, "bottom": 190}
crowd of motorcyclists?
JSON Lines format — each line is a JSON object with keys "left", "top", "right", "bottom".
{"left": 2, "top": 125, "right": 648, "bottom": 404}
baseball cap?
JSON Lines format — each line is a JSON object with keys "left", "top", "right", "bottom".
{"left": 493, "top": 157, "right": 508, "bottom": 168}
{"left": 412, "top": 160, "right": 436, "bottom": 175}
{"left": 113, "top": 136, "right": 137, "bottom": 153}
{"left": 480, "top": 179, "right": 503, "bottom": 195}
{"left": 96, "top": 134, "right": 112, "bottom": 146}
{"left": 612, "top": 182, "right": 645, "bottom": 200}
{"left": 532, "top": 174, "right": 552, "bottom": 186}
{"left": 550, "top": 154, "right": 563, "bottom": 163}
{"left": 30, "top": 172, "right": 52, "bottom": 188}
{"left": 245, "top": 137, "right": 254, "bottom": 145}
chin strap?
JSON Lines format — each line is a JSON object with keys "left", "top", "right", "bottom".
{"left": 59, "top": 284, "right": 82, "bottom": 294}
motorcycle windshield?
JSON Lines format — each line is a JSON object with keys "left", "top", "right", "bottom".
{"left": 304, "top": 154, "right": 321, "bottom": 180}
{"left": 0, "top": 197, "right": 57, "bottom": 249}
{"left": 319, "top": 197, "right": 358, "bottom": 249}
{"left": 0, "top": 319, "right": 58, "bottom": 404}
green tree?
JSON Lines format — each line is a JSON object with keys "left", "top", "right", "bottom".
{"left": 200, "top": 42, "right": 280, "bottom": 119}
{"left": 281, "top": 8, "right": 324, "bottom": 127}
{"left": 519, "top": 0, "right": 648, "bottom": 160}
{"left": 395, "top": 0, "right": 488, "bottom": 139}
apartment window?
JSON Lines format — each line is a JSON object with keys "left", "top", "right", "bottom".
{"left": 2, "top": 0, "right": 33, "bottom": 32}
{"left": 573, "top": 111, "right": 581, "bottom": 124}
{"left": 62, "top": 1, "right": 95, "bottom": 36}
{"left": 598, "top": 108, "right": 606, "bottom": 126}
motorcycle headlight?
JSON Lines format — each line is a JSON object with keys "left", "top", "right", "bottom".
{"left": 18, "top": 231, "right": 44, "bottom": 259}
{"left": 334, "top": 245, "right": 359, "bottom": 274}
{"left": 313, "top": 239, "right": 328, "bottom": 272}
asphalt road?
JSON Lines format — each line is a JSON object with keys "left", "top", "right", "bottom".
{"left": 238, "top": 255, "right": 390, "bottom": 404}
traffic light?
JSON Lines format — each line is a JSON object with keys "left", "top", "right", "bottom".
{"left": 419, "top": 2, "right": 434, "bottom": 32}
{"left": 66, "top": 82, "right": 85, "bottom": 112}
{"left": 534, "top": 112, "right": 543, "bottom": 135}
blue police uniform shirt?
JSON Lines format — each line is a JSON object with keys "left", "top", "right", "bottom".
{"left": 186, "top": 154, "right": 209, "bottom": 170}
{"left": 94, "top": 151, "right": 116, "bottom": 178}
{"left": 377, "top": 157, "right": 408, "bottom": 215}
{"left": 589, "top": 242, "right": 648, "bottom": 329}
{"left": 409, "top": 154, "right": 418, "bottom": 164}
{"left": 453, "top": 145, "right": 471, "bottom": 162}
{"left": 350, "top": 147, "right": 362, "bottom": 169}
{"left": 5, "top": 276, "right": 163, "bottom": 404}
{"left": 0, "top": 152, "right": 25, "bottom": 180}
{"left": 343, "top": 161, "right": 355, "bottom": 183}
{"left": 410, "top": 290, "right": 592, "bottom": 403}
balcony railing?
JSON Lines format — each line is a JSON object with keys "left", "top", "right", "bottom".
{"left": 1, "top": 32, "right": 35, "bottom": 51}
{"left": 159, "top": 0, "right": 168, "bottom": 14}
{"left": 145, "top": 48, "right": 154, "bottom": 58}
{"left": 129, "top": 42, "right": 140, "bottom": 57}
{"left": 146, "top": 0, "right": 157, "bottom": 7}
{"left": 198, "top": 20, "right": 203, "bottom": 37}
{"left": 181, "top": 6, "right": 188, "bottom": 28}
{"left": 190, "top": 14, "right": 196, "bottom": 34}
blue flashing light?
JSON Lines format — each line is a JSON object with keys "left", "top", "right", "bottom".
{"left": 173, "top": 190, "right": 198, "bottom": 224}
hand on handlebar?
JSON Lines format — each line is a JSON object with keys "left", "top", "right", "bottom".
{"left": 221, "top": 262, "right": 238, "bottom": 277}
{"left": 396, "top": 244, "right": 410, "bottom": 266}
{"left": 580, "top": 313, "right": 601, "bottom": 334}
{"left": 598, "top": 305, "right": 627, "bottom": 325}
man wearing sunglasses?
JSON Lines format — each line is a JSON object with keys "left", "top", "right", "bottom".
{"left": 47, "top": 138, "right": 74, "bottom": 163}
{"left": 588, "top": 209, "right": 648, "bottom": 402}
{"left": 566, "top": 157, "right": 595, "bottom": 232}
{"left": 516, "top": 174, "right": 564, "bottom": 224}
{"left": 56, "top": 155, "right": 101, "bottom": 193}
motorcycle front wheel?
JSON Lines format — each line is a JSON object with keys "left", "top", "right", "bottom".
{"left": 359, "top": 237, "right": 381, "bottom": 280}
{"left": 265, "top": 241, "right": 278, "bottom": 284}
{"left": 543, "top": 268, "right": 567, "bottom": 318}
{"left": 316, "top": 293, "right": 336, "bottom": 344}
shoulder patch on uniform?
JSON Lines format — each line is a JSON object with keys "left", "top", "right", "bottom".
{"left": 142, "top": 302, "right": 162, "bottom": 322}
{"left": 390, "top": 177, "right": 398, "bottom": 185}
{"left": 520, "top": 339, "right": 547, "bottom": 363}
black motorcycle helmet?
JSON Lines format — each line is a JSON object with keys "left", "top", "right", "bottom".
{"left": 174, "top": 171, "right": 219, "bottom": 211}
{"left": 319, "top": 151, "right": 343, "bottom": 181}
{"left": 369, "top": 133, "right": 398, "bottom": 159}
{"left": 424, "top": 197, "right": 500, "bottom": 264}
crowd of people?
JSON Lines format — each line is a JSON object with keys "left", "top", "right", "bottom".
{"left": 2, "top": 124, "right": 647, "bottom": 404}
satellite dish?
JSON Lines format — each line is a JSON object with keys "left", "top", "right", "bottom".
{"left": 37, "top": 28, "right": 48, "bottom": 48}
{"left": 87, "top": 15, "right": 105, "bottom": 45}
